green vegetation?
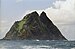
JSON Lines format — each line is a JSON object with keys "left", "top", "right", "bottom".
{"left": 16, "top": 15, "right": 29, "bottom": 32}
{"left": 13, "top": 15, "right": 30, "bottom": 33}
{"left": 18, "top": 20, "right": 25, "bottom": 31}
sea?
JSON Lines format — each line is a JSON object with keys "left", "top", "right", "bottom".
{"left": 0, "top": 40, "right": 75, "bottom": 49}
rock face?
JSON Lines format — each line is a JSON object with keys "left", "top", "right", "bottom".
{"left": 3, "top": 11, "right": 67, "bottom": 40}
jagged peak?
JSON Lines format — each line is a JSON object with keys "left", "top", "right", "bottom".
{"left": 40, "top": 11, "right": 53, "bottom": 25}
{"left": 28, "top": 11, "right": 39, "bottom": 17}
{"left": 40, "top": 11, "right": 50, "bottom": 20}
{"left": 40, "top": 11, "right": 47, "bottom": 17}
{"left": 23, "top": 11, "right": 39, "bottom": 19}
{"left": 31, "top": 11, "right": 38, "bottom": 14}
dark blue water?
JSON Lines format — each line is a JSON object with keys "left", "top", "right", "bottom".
{"left": 0, "top": 40, "right": 75, "bottom": 49}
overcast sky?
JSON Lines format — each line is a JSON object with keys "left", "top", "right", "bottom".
{"left": 0, "top": 0, "right": 75, "bottom": 40}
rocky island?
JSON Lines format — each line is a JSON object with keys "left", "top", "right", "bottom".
{"left": 3, "top": 11, "right": 67, "bottom": 40}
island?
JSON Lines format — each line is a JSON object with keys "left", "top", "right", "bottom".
{"left": 3, "top": 11, "right": 67, "bottom": 40}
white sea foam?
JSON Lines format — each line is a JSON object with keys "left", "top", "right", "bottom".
{"left": 36, "top": 40, "right": 39, "bottom": 41}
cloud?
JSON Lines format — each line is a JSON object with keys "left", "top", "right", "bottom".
{"left": 45, "top": 0, "right": 75, "bottom": 24}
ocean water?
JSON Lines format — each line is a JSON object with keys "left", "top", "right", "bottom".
{"left": 0, "top": 40, "right": 75, "bottom": 49}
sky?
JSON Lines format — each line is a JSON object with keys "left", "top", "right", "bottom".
{"left": 0, "top": 0, "right": 75, "bottom": 40}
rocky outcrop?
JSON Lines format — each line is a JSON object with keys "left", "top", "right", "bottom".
{"left": 3, "top": 11, "right": 67, "bottom": 40}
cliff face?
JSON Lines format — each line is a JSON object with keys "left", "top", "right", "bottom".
{"left": 3, "top": 11, "right": 67, "bottom": 40}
